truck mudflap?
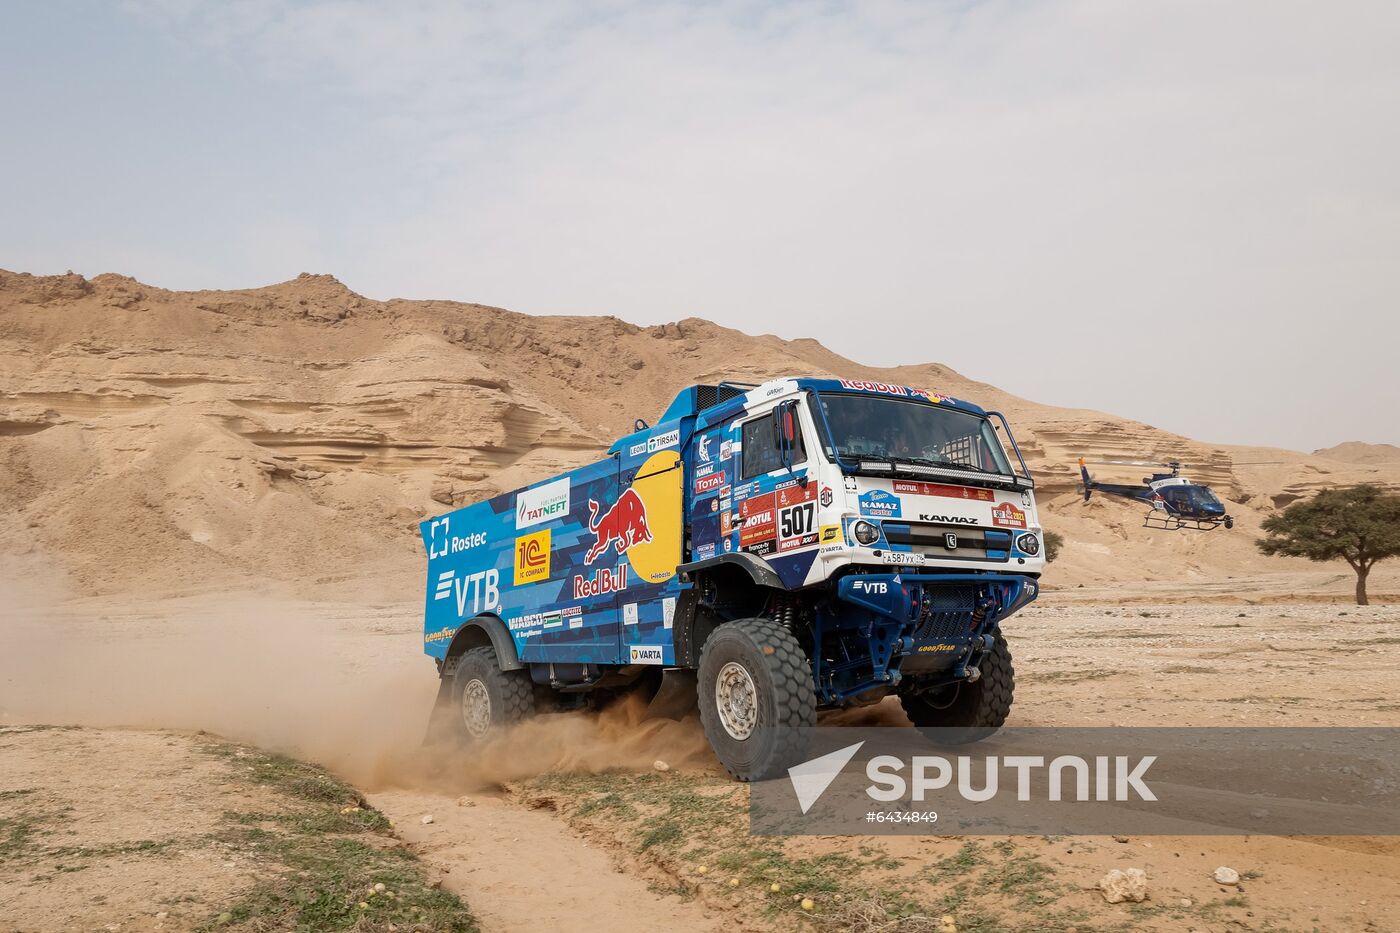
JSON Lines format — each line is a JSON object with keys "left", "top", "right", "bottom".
{"left": 813, "top": 573, "right": 1038, "bottom": 703}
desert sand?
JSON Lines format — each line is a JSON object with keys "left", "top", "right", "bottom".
{"left": 3, "top": 270, "right": 1399, "bottom": 932}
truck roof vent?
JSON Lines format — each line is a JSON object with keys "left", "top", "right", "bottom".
{"left": 696, "top": 383, "right": 746, "bottom": 411}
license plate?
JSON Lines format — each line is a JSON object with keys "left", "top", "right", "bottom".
{"left": 883, "top": 551, "right": 926, "bottom": 566}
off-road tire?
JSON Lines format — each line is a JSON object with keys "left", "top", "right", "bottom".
{"left": 449, "top": 645, "right": 535, "bottom": 742}
{"left": 898, "top": 627, "right": 1014, "bottom": 744}
{"left": 698, "top": 617, "right": 816, "bottom": 781}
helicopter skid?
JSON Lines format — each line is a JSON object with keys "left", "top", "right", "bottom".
{"left": 1142, "top": 511, "right": 1231, "bottom": 532}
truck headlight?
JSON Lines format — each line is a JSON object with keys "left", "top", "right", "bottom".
{"left": 1016, "top": 533, "right": 1040, "bottom": 556}
{"left": 853, "top": 520, "right": 880, "bottom": 546}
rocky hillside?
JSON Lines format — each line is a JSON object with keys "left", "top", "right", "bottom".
{"left": 2, "top": 269, "right": 1396, "bottom": 598}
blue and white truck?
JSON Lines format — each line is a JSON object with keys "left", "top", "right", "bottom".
{"left": 421, "top": 378, "right": 1043, "bottom": 779}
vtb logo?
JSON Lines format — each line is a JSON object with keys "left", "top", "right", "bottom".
{"left": 513, "top": 529, "right": 551, "bottom": 585}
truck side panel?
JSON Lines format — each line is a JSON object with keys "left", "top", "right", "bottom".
{"left": 422, "top": 422, "right": 690, "bottom": 669}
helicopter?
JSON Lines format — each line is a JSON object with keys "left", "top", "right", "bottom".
{"left": 1077, "top": 457, "right": 1236, "bottom": 530}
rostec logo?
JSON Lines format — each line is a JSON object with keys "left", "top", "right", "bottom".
{"left": 584, "top": 489, "right": 652, "bottom": 565}
{"left": 852, "top": 580, "right": 888, "bottom": 594}
{"left": 513, "top": 529, "right": 551, "bottom": 585}
{"left": 517, "top": 478, "right": 570, "bottom": 529}
{"left": 573, "top": 565, "right": 629, "bottom": 599}
{"left": 427, "top": 517, "right": 450, "bottom": 559}
{"left": 694, "top": 471, "right": 726, "bottom": 495}
{"left": 629, "top": 645, "right": 664, "bottom": 665}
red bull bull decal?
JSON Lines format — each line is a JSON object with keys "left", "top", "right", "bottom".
{"left": 583, "top": 488, "right": 653, "bottom": 564}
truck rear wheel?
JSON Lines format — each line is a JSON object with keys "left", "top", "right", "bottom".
{"left": 450, "top": 645, "right": 535, "bottom": 741}
{"left": 898, "top": 627, "right": 1014, "bottom": 744}
{"left": 698, "top": 617, "right": 816, "bottom": 781}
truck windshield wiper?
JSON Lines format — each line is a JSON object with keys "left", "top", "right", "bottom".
{"left": 887, "top": 455, "right": 1006, "bottom": 477}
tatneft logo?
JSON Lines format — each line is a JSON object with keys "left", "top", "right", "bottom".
{"left": 787, "top": 743, "right": 1158, "bottom": 815}
{"left": 629, "top": 645, "right": 664, "bottom": 664}
{"left": 513, "top": 529, "right": 551, "bottom": 585}
{"left": 517, "top": 478, "right": 570, "bottom": 529}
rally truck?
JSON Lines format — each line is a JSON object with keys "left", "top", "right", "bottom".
{"left": 421, "top": 378, "right": 1043, "bottom": 779}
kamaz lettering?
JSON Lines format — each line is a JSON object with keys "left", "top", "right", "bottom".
{"left": 420, "top": 377, "right": 1042, "bottom": 782}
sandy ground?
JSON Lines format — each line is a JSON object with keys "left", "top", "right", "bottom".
{"left": 3, "top": 590, "right": 1398, "bottom": 931}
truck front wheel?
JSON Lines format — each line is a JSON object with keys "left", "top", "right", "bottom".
{"left": 450, "top": 645, "right": 535, "bottom": 741}
{"left": 698, "top": 617, "right": 816, "bottom": 781}
{"left": 898, "top": 627, "right": 1014, "bottom": 744}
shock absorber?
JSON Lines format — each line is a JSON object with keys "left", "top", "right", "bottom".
{"left": 770, "top": 594, "right": 795, "bottom": 629}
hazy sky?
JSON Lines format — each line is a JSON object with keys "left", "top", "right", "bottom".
{"left": 3, "top": 1, "right": 1397, "bottom": 452}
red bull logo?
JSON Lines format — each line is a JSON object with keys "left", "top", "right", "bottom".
{"left": 584, "top": 488, "right": 653, "bottom": 565}
{"left": 573, "top": 565, "right": 629, "bottom": 599}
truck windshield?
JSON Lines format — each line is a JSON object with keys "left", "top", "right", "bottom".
{"left": 816, "top": 393, "right": 1014, "bottom": 475}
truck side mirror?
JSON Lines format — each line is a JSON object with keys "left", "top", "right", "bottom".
{"left": 773, "top": 401, "right": 798, "bottom": 472}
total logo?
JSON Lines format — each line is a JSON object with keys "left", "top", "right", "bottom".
{"left": 584, "top": 489, "right": 653, "bottom": 564}
{"left": 694, "top": 471, "right": 726, "bottom": 495}
{"left": 573, "top": 564, "right": 629, "bottom": 599}
{"left": 434, "top": 568, "right": 501, "bottom": 617}
{"left": 517, "top": 478, "right": 570, "bottom": 529}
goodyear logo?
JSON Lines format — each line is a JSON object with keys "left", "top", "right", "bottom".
{"left": 514, "top": 529, "right": 551, "bottom": 585}
{"left": 424, "top": 626, "right": 455, "bottom": 645}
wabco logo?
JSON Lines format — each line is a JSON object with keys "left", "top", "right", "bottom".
{"left": 513, "top": 529, "right": 551, "bottom": 585}
{"left": 852, "top": 580, "right": 888, "bottom": 594}
{"left": 517, "top": 478, "right": 570, "bottom": 529}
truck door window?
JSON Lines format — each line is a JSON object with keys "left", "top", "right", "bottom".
{"left": 741, "top": 409, "right": 807, "bottom": 480}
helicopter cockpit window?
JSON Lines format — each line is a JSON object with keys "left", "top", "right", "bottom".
{"left": 817, "top": 393, "right": 1013, "bottom": 475}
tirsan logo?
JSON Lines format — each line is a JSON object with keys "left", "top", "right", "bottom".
{"left": 513, "top": 529, "right": 551, "bottom": 585}
{"left": 629, "top": 645, "right": 664, "bottom": 665}
{"left": 852, "top": 580, "right": 889, "bottom": 594}
{"left": 573, "top": 564, "right": 629, "bottom": 598}
{"left": 919, "top": 514, "right": 977, "bottom": 525}
{"left": 517, "top": 478, "right": 570, "bottom": 529}
{"left": 647, "top": 430, "right": 680, "bottom": 452}
{"left": 584, "top": 489, "right": 653, "bottom": 565}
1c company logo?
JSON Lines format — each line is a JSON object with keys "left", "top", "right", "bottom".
{"left": 514, "top": 529, "right": 551, "bottom": 585}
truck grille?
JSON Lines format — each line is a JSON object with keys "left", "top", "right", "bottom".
{"left": 913, "top": 585, "right": 978, "bottom": 640}
{"left": 882, "top": 522, "right": 1011, "bottom": 562}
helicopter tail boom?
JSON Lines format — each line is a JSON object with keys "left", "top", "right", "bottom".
{"left": 1078, "top": 457, "right": 1094, "bottom": 501}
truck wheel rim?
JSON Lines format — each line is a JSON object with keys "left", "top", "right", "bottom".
{"left": 715, "top": 661, "right": 758, "bottom": 741}
{"left": 461, "top": 679, "right": 492, "bottom": 738}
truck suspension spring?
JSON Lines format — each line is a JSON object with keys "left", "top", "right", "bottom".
{"left": 769, "top": 595, "right": 796, "bottom": 629}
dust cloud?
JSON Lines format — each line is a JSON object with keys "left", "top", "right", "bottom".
{"left": 0, "top": 586, "right": 712, "bottom": 793}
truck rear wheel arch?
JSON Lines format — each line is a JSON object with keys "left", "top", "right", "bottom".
{"left": 442, "top": 614, "right": 523, "bottom": 675}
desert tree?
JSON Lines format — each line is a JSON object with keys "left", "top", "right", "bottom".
{"left": 1043, "top": 530, "right": 1063, "bottom": 563}
{"left": 1256, "top": 484, "right": 1400, "bottom": 606}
